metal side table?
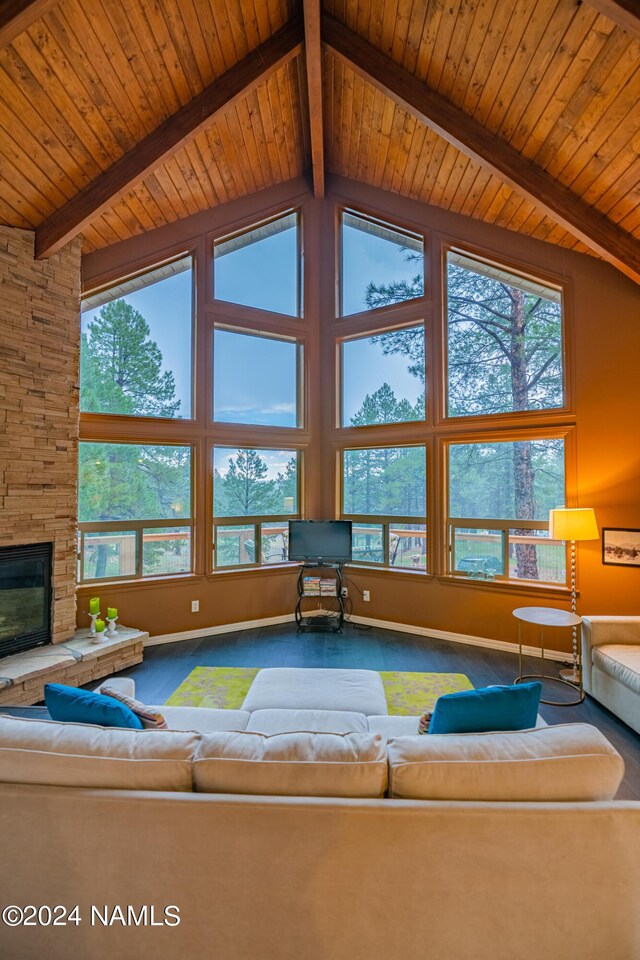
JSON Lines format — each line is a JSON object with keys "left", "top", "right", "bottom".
{"left": 513, "top": 606, "right": 584, "bottom": 706}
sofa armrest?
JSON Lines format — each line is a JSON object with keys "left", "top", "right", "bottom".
{"left": 94, "top": 676, "right": 136, "bottom": 700}
{"left": 582, "top": 617, "right": 640, "bottom": 695}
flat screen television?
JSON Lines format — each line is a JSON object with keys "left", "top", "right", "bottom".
{"left": 288, "top": 520, "right": 352, "bottom": 564}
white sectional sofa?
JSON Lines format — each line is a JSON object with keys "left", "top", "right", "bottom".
{"left": 0, "top": 666, "right": 639, "bottom": 960}
{"left": 582, "top": 616, "right": 640, "bottom": 735}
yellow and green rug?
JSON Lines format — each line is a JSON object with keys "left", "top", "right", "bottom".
{"left": 166, "top": 667, "right": 473, "bottom": 715}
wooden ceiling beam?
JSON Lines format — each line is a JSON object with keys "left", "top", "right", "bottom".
{"left": 323, "top": 14, "right": 640, "bottom": 286}
{"left": 303, "top": 0, "right": 325, "bottom": 199}
{"left": 35, "top": 18, "right": 304, "bottom": 259}
{"left": 0, "top": 0, "right": 57, "bottom": 48}
{"left": 582, "top": 0, "right": 640, "bottom": 40}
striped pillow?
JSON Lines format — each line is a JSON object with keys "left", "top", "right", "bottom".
{"left": 100, "top": 685, "right": 168, "bottom": 730}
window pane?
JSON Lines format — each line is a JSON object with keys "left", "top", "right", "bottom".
{"left": 79, "top": 443, "right": 191, "bottom": 523}
{"left": 343, "top": 446, "right": 426, "bottom": 517}
{"left": 215, "top": 525, "right": 256, "bottom": 567}
{"left": 449, "top": 440, "right": 564, "bottom": 521}
{"left": 261, "top": 522, "right": 289, "bottom": 564}
{"left": 213, "top": 448, "right": 298, "bottom": 518}
{"left": 82, "top": 531, "right": 137, "bottom": 580}
{"left": 214, "top": 330, "right": 298, "bottom": 427}
{"left": 389, "top": 523, "right": 427, "bottom": 570}
{"left": 509, "top": 530, "right": 565, "bottom": 583}
{"left": 453, "top": 528, "right": 505, "bottom": 576}
{"left": 81, "top": 257, "right": 192, "bottom": 419}
{"left": 352, "top": 523, "right": 384, "bottom": 564}
{"left": 342, "top": 326, "right": 425, "bottom": 426}
{"left": 213, "top": 212, "right": 299, "bottom": 316}
{"left": 341, "top": 211, "right": 424, "bottom": 316}
{"left": 447, "top": 251, "right": 563, "bottom": 417}
{"left": 142, "top": 527, "right": 191, "bottom": 576}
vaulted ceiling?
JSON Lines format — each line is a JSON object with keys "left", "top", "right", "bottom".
{"left": 0, "top": 0, "right": 638, "bottom": 284}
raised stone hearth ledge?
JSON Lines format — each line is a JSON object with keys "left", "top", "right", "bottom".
{"left": 0, "top": 627, "right": 147, "bottom": 706}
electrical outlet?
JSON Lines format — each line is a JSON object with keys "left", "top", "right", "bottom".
{"left": 363, "top": 590, "right": 370, "bottom": 602}
{"left": 340, "top": 587, "right": 348, "bottom": 598}
{"left": 191, "top": 600, "right": 199, "bottom": 613}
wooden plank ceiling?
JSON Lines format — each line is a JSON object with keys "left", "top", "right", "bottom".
{"left": 0, "top": 0, "right": 638, "bottom": 278}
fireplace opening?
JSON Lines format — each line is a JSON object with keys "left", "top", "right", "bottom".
{"left": 0, "top": 543, "right": 53, "bottom": 659}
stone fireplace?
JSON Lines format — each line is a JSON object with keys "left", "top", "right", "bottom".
{"left": 0, "top": 225, "right": 82, "bottom": 649}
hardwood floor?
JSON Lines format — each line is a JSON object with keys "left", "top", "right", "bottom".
{"left": 120, "top": 621, "right": 640, "bottom": 800}
{"left": 4, "top": 621, "right": 639, "bottom": 799}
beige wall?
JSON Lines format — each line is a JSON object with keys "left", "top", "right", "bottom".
{"left": 79, "top": 178, "right": 640, "bottom": 648}
{"left": 0, "top": 226, "right": 81, "bottom": 644}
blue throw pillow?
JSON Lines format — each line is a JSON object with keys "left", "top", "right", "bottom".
{"left": 428, "top": 682, "right": 541, "bottom": 735}
{"left": 44, "top": 683, "right": 144, "bottom": 729}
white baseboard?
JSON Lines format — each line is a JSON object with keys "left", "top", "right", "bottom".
{"left": 145, "top": 611, "right": 572, "bottom": 663}
{"left": 346, "top": 614, "right": 570, "bottom": 663}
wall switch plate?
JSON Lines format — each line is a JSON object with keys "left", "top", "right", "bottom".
{"left": 363, "top": 590, "right": 370, "bottom": 602}
{"left": 191, "top": 600, "right": 199, "bottom": 613}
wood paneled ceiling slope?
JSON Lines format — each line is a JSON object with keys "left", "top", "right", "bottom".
{"left": 0, "top": 0, "right": 638, "bottom": 283}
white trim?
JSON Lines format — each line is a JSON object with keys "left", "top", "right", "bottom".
{"left": 144, "top": 614, "right": 295, "bottom": 646}
{"left": 145, "top": 611, "right": 571, "bottom": 662}
{"left": 346, "top": 615, "right": 570, "bottom": 662}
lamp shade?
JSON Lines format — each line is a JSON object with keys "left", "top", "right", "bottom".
{"left": 549, "top": 507, "right": 598, "bottom": 541}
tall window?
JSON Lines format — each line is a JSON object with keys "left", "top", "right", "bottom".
{"left": 80, "top": 256, "right": 193, "bottom": 419}
{"left": 342, "top": 446, "right": 427, "bottom": 569}
{"left": 213, "top": 448, "right": 300, "bottom": 569}
{"left": 341, "top": 325, "right": 425, "bottom": 426}
{"left": 446, "top": 250, "right": 564, "bottom": 418}
{"left": 213, "top": 211, "right": 300, "bottom": 317}
{"left": 447, "top": 439, "right": 566, "bottom": 583}
{"left": 213, "top": 329, "right": 300, "bottom": 427}
{"left": 78, "top": 442, "right": 192, "bottom": 582}
{"left": 340, "top": 211, "right": 424, "bottom": 317}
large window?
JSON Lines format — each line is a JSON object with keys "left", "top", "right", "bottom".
{"left": 213, "top": 329, "right": 300, "bottom": 427}
{"left": 447, "top": 439, "right": 566, "bottom": 583}
{"left": 78, "top": 442, "right": 192, "bottom": 582}
{"left": 446, "top": 250, "right": 564, "bottom": 418}
{"left": 213, "top": 211, "right": 300, "bottom": 317}
{"left": 80, "top": 256, "right": 193, "bottom": 419}
{"left": 213, "top": 448, "right": 299, "bottom": 569}
{"left": 340, "top": 211, "right": 424, "bottom": 317}
{"left": 341, "top": 326, "right": 425, "bottom": 426}
{"left": 342, "top": 446, "right": 427, "bottom": 569}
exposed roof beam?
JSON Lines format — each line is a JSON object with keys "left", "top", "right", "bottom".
{"left": 582, "top": 0, "right": 640, "bottom": 39}
{"left": 0, "top": 0, "right": 57, "bottom": 48}
{"left": 323, "top": 14, "right": 640, "bottom": 286}
{"left": 303, "top": 0, "right": 325, "bottom": 199}
{"left": 35, "top": 18, "right": 304, "bottom": 259}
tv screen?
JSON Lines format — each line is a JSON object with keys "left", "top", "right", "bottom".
{"left": 288, "top": 520, "right": 352, "bottom": 564}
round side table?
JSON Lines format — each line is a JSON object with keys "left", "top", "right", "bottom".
{"left": 513, "top": 606, "right": 584, "bottom": 706}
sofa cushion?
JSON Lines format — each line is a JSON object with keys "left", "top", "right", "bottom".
{"left": 0, "top": 715, "right": 200, "bottom": 791}
{"left": 367, "top": 715, "right": 421, "bottom": 739}
{"left": 157, "top": 707, "right": 250, "bottom": 733}
{"left": 593, "top": 645, "right": 640, "bottom": 695}
{"left": 45, "top": 683, "right": 143, "bottom": 730}
{"left": 387, "top": 723, "right": 624, "bottom": 801}
{"left": 428, "top": 682, "right": 541, "bottom": 734}
{"left": 246, "top": 709, "right": 368, "bottom": 735}
{"left": 242, "top": 668, "right": 387, "bottom": 715}
{"left": 193, "top": 730, "right": 387, "bottom": 797}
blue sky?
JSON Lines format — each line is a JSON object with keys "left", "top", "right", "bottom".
{"left": 214, "top": 329, "right": 297, "bottom": 427}
{"left": 341, "top": 220, "right": 423, "bottom": 316}
{"left": 342, "top": 330, "right": 423, "bottom": 423}
{"left": 214, "top": 225, "right": 298, "bottom": 316}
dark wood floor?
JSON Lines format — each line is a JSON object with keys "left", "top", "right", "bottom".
{"left": 118, "top": 620, "right": 640, "bottom": 801}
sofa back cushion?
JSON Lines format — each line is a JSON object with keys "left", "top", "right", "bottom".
{"left": 387, "top": 723, "right": 624, "bottom": 801}
{"left": 194, "top": 730, "right": 387, "bottom": 797}
{"left": 0, "top": 716, "right": 200, "bottom": 791}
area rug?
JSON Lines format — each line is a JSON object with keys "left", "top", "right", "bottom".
{"left": 165, "top": 667, "right": 473, "bottom": 714}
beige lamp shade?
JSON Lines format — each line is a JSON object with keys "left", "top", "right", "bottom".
{"left": 548, "top": 507, "right": 599, "bottom": 541}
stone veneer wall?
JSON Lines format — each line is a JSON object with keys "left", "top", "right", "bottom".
{"left": 0, "top": 225, "right": 82, "bottom": 645}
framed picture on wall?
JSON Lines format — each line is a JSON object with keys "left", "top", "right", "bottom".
{"left": 602, "top": 528, "right": 640, "bottom": 567}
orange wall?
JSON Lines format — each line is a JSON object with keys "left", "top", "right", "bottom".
{"left": 80, "top": 176, "right": 640, "bottom": 650}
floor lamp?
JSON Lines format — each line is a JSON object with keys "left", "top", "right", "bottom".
{"left": 548, "top": 507, "right": 599, "bottom": 683}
